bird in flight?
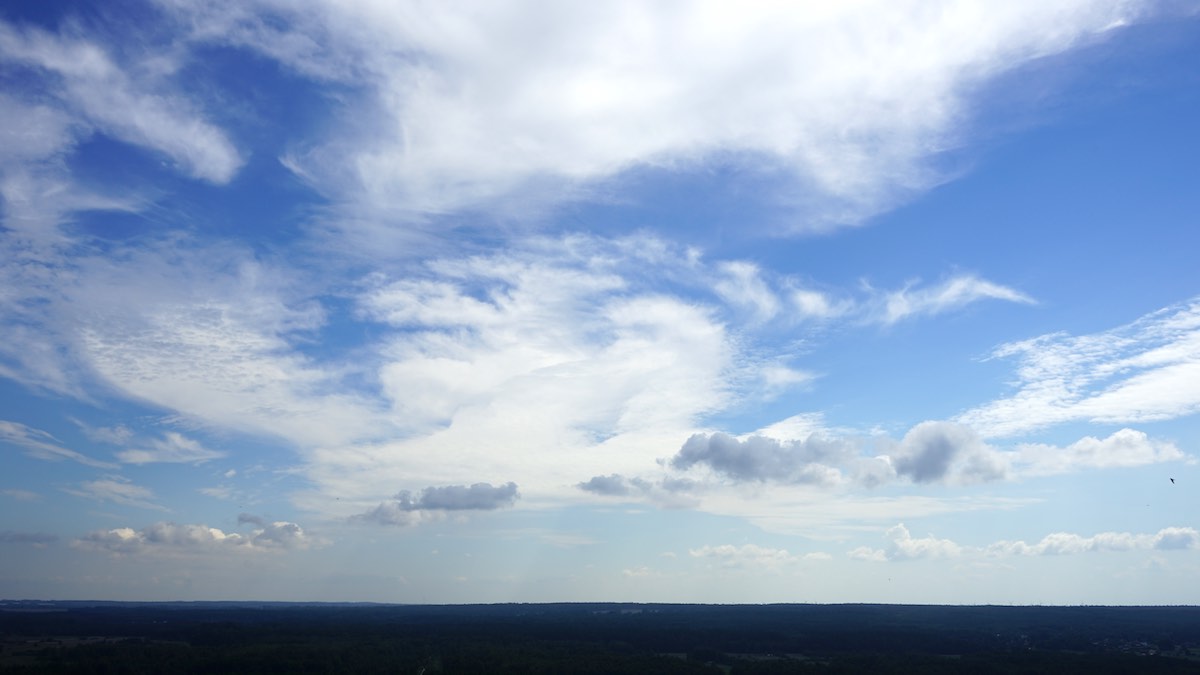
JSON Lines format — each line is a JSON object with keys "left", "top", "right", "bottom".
{"left": 1170, "top": 478, "right": 1175, "bottom": 484}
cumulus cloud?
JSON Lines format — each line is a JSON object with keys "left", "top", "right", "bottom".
{"left": 987, "top": 527, "right": 1200, "bottom": 556}
{"left": 959, "top": 298, "right": 1200, "bottom": 437}
{"left": 357, "top": 482, "right": 519, "bottom": 526}
{"left": 74, "top": 519, "right": 314, "bottom": 555}
{"left": 399, "top": 482, "right": 520, "bottom": 511}
{"left": 115, "top": 432, "right": 226, "bottom": 465}
{"left": 577, "top": 474, "right": 633, "bottom": 496}
{"left": 575, "top": 473, "right": 699, "bottom": 508}
{"left": 889, "top": 421, "right": 1007, "bottom": 485}
{"left": 849, "top": 523, "right": 963, "bottom": 562}
{"left": 156, "top": 0, "right": 1156, "bottom": 227}
{"left": 0, "top": 420, "right": 115, "bottom": 469}
{"left": 671, "top": 432, "right": 854, "bottom": 485}
{"left": 1013, "top": 428, "right": 1186, "bottom": 477}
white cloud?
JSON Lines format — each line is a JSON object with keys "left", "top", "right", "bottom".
{"left": 116, "top": 432, "right": 226, "bottom": 465}
{"left": 1, "top": 489, "right": 41, "bottom": 501}
{"left": 713, "top": 262, "right": 781, "bottom": 323}
{"left": 960, "top": 298, "right": 1200, "bottom": 436}
{"left": 154, "top": 0, "right": 1154, "bottom": 226}
{"left": 689, "top": 543, "right": 827, "bottom": 570}
{"left": 64, "top": 476, "right": 167, "bottom": 511}
{"left": 0, "top": 20, "right": 243, "bottom": 183}
{"left": 849, "top": 523, "right": 963, "bottom": 562}
{"left": 72, "top": 242, "right": 386, "bottom": 449}
{"left": 74, "top": 519, "right": 315, "bottom": 556}
{"left": 987, "top": 527, "right": 1200, "bottom": 556}
{"left": 1013, "top": 428, "right": 1185, "bottom": 477}
{"left": 0, "top": 420, "right": 115, "bottom": 469}
{"left": 849, "top": 525, "right": 1200, "bottom": 564}
{"left": 877, "top": 275, "right": 1035, "bottom": 324}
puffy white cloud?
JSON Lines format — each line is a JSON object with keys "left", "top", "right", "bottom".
{"left": 959, "top": 298, "right": 1200, "bottom": 437}
{"left": 74, "top": 519, "right": 315, "bottom": 555}
{"left": 0, "top": 420, "right": 115, "bottom": 469}
{"left": 849, "top": 523, "right": 963, "bottom": 562}
{"left": 1013, "top": 428, "right": 1185, "bottom": 477}
{"left": 987, "top": 527, "right": 1200, "bottom": 556}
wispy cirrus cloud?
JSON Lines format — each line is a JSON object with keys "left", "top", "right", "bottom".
{"left": 0, "top": 19, "right": 243, "bottom": 184}
{"left": 959, "top": 298, "right": 1200, "bottom": 437}
{"left": 876, "top": 275, "right": 1036, "bottom": 324}
{"left": 153, "top": 0, "right": 1155, "bottom": 228}
{"left": 0, "top": 420, "right": 115, "bottom": 469}
{"left": 64, "top": 476, "right": 167, "bottom": 511}
{"left": 115, "top": 432, "right": 225, "bottom": 465}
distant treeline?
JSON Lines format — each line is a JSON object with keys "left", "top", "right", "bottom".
{"left": 2, "top": 602, "right": 1199, "bottom": 674}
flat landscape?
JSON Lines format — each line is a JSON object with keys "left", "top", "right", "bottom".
{"left": 3, "top": 601, "right": 1200, "bottom": 673}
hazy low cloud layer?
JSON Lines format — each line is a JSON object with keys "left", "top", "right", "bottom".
{"left": 850, "top": 524, "right": 1200, "bottom": 562}
{"left": 0, "top": 531, "right": 58, "bottom": 546}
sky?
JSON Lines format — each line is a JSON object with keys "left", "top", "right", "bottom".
{"left": 1, "top": 0, "right": 1200, "bottom": 605}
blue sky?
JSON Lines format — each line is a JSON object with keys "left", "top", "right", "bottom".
{"left": 2, "top": 0, "right": 1200, "bottom": 604}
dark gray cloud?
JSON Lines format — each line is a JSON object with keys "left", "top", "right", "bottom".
{"left": 577, "top": 474, "right": 632, "bottom": 496}
{"left": 670, "top": 432, "right": 853, "bottom": 484}
{"left": 891, "top": 421, "right": 1005, "bottom": 484}
{"left": 397, "top": 482, "right": 520, "bottom": 511}
{"left": 358, "top": 482, "right": 520, "bottom": 526}
{"left": 577, "top": 474, "right": 696, "bottom": 497}
{"left": 238, "top": 512, "right": 266, "bottom": 527}
{"left": 0, "top": 530, "right": 57, "bottom": 546}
